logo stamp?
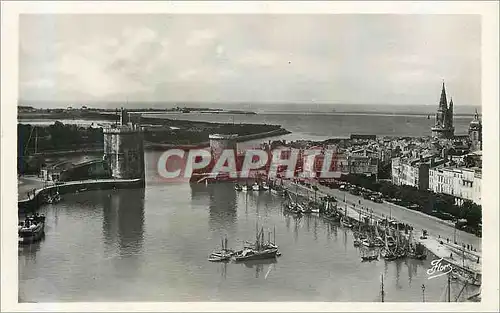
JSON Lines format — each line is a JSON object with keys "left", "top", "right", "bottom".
{"left": 426, "top": 258, "right": 453, "bottom": 280}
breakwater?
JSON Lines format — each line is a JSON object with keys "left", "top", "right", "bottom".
{"left": 18, "top": 178, "right": 144, "bottom": 213}
{"left": 145, "top": 127, "right": 290, "bottom": 151}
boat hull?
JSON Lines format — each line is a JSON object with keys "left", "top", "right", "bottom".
{"left": 18, "top": 223, "right": 45, "bottom": 245}
{"left": 234, "top": 249, "right": 278, "bottom": 262}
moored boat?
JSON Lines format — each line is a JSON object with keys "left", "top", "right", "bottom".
{"left": 234, "top": 183, "right": 243, "bottom": 191}
{"left": 252, "top": 182, "right": 262, "bottom": 191}
{"left": 18, "top": 214, "right": 46, "bottom": 245}
{"left": 208, "top": 237, "right": 235, "bottom": 262}
{"left": 340, "top": 217, "right": 353, "bottom": 228}
{"left": 361, "top": 254, "right": 379, "bottom": 262}
{"left": 235, "top": 225, "right": 280, "bottom": 262}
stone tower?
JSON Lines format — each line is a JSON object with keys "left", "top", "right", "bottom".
{"left": 468, "top": 109, "right": 482, "bottom": 151}
{"left": 208, "top": 134, "right": 238, "bottom": 162}
{"left": 431, "top": 82, "right": 455, "bottom": 139}
{"left": 103, "top": 108, "right": 145, "bottom": 185}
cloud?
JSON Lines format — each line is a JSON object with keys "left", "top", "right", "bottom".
{"left": 19, "top": 14, "right": 481, "bottom": 106}
{"left": 185, "top": 29, "right": 216, "bottom": 47}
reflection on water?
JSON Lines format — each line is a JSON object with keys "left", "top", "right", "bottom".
{"left": 18, "top": 179, "right": 480, "bottom": 302}
{"left": 102, "top": 189, "right": 145, "bottom": 257}
{"left": 206, "top": 183, "right": 237, "bottom": 233}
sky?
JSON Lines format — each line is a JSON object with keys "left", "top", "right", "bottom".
{"left": 19, "top": 14, "right": 481, "bottom": 107}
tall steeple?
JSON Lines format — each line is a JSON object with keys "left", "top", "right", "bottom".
{"left": 432, "top": 80, "right": 455, "bottom": 139}
{"left": 447, "top": 97, "right": 454, "bottom": 128}
{"left": 439, "top": 81, "right": 448, "bottom": 111}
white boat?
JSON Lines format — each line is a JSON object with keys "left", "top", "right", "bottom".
{"left": 252, "top": 183, "right": 261, "bottom": 191}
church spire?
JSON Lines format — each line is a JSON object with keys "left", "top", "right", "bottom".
{"left": 439, "top": 81, "right": 448, "bottom": 111}
{"left": 447, "top": 97, "right": 454, "bottom": 127}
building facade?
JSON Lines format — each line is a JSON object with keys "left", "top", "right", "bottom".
{"left": 429, "top": 166, "right": 481, "bottom": 205}
{"left": 391, "top": 157, "right": 430, "bottom": 190}
{"left": 431, "top": 82, "right": 455, "bottom": 139}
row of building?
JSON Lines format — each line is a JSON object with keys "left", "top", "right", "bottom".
{"left": 391, "top": 83, "right": 482, "bottom": 205}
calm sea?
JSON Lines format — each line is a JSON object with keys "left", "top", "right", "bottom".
{"left": 143, "top": 112, "right": 475, "bottom": 142}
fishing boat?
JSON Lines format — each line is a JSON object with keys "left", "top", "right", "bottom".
{"left": 234, "top": 247, "right": 278, "bottom": 261}
{"left": 382, "top": 228, "right": 398, "bottom": 261}
{"left": 46, "top": 191, "right": 61, "bottom": 204}
{"left": 340, "top": 217, "right": 353, "bottom": 228}
{"left": 353, "top": 233, "right": 362, "bottom": 247}
{"left": 361, "top": 252, "right": 379, "bottom": 262}
{"left": 208, "top": 237, "right": 234, "bottom": 262}
{"left": 234, "top": 183, "right": 243, "bottom": 191}
{"left": 261, "top": 182, "right": 270, "bottom": 191}
{"left": 408, "top": 231, "right": 427, "bottom": 260}
{"left": 234, "top": 226, "right": 280, "bottom": 262}
{"left": 241, "top": 183, "right": 250, "bottom": 191}
{"left": 18, "top": 214, "right": 46, "bottom": 244}
{"left": 362, "top": 238, "right": 376, "bottom": 248}
{"left": 340, "top": 205, "right": 353, "bottom": 228}
{"left": 252, "top": 182, "right": 262, "bottom": 191}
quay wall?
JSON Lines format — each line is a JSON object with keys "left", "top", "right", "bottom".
{"left": 18, "top": 178, "right": 144, "bottom": 213}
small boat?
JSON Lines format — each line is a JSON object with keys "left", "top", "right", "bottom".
{"left": 252, "top": 183, "right": 261, "bottom": 191}
{"left": 409, "top": 242, "right": 427, "bottom": 260}
{"left": 362, "top": 239, "right": 375, "bottom": 248}
{"left": 49, "top": 192, "right": 61, "bottom": 204}
{"left": 353, "top": 238, "right": 362, "bottom": 247}
{"left": 242, "top": 184, "right": 250, "bottom": 191}
{"left": 235, "top": 225, "right": 280, "bottom": 262}
{"left": 208, "top": 237, "right": 234, "bottom": 262}
{"left": 340, "top": 217, "right": 353, "bottom": 228}
{"left": 383, "top": 253, "right": 397, "bottom": 261}
{"left": 261, "top": 182, "right": 270, "bottom": 191}
{"left": 18, "top": 214, "right": 46, "bottom": 244}
{"left": 361, "top": 254, "right": 379, "bottom": 262}
{"left": 233, "top": 247, "right": 278, "bottom": 261}
{"left": 234, "top": 183, "right": 243, "bottom": 191}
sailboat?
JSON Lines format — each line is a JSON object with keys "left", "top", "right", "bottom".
{"left": 382, "top": 228, "right": 398, "bottom": 261}
{"left": 340, "top": 205, "right": 353, "bottom": 228}
{"left": 409, "top": 230, "right": 427, "bottom": 260}
{"left": 361, "top": 248, "right": 379, "bottom": 262}
{"left": 234, "top": 225, "right": 280, "bottom": 262}
{"left": 234, "top": 183, "right": 243, "bottom": 191}
{"left": 208, "top": 236, "right": 234, "bottom": 262}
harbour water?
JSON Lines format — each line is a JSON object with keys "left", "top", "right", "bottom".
{"left": 18, "top": 151, "right": 479, "bottom": 302}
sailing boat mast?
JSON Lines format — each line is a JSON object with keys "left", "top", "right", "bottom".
{"left": 381, "top": 274, "right": 385, "bottom": 302}
{"left": 34, "top": 127, "right": 38, "bottom": 155}
{"left": 273, "top": 225, "right": 276, "bottom": 245}
{"left": 447, "top": 273, "right": 451, "bottom": 302}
